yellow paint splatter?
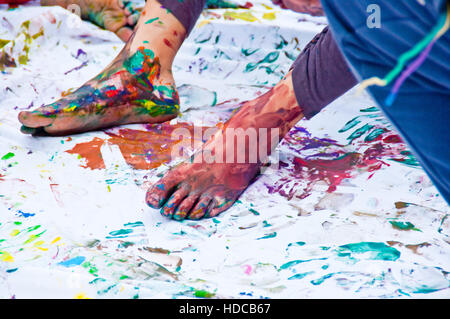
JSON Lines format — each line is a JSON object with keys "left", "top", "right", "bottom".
{"left": 223, "top": 11, "right": 259, "bottom": 22}
{"left": 0, "top": 250, "right": 14, "bottom": 262}
{"left": 74, "top": 293, "right": 90, "bottom": 299}
{"left": 198, "top": 20, "right": 212, "bottom": 28}
{"left": 263, "top": 12, "right": 276, "bottom": 20}
{"left": 51, "top": 237, "right": 61, "bottom": 244}
{"left": 10, "top": 229, "right": 20, "bottom": 237}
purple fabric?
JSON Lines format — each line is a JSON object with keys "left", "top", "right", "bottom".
{"left": 159, "top": 0, "right": 206, "bottom": 35}
{"left": 291, "top": 26, "right": 357, "bottom": 119}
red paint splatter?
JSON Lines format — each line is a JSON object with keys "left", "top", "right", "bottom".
{"left": 241, "top": 2, "right": 253, "bottom": 9}
{"left": 163, "top": 38, "right": 172, "bottom": 48}
{"left": 268, "top": 125, "right": 412, "bottom": 200}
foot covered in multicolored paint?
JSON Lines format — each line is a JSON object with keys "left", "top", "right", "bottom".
{"left": 41, "top": 0, "right": 140, "bottom": 41}
{"left": 146, "top": 72, "right": 304, "bottom": 220}
{"left": 19, "top": 0, "right": 186, "bottom": 135}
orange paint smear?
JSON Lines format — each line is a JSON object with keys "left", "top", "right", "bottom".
{"left": 65, "top": 123, "right": 212, "bottom": 170}
{"left": 65, "top": 137, "right": 106, "bottom": 170}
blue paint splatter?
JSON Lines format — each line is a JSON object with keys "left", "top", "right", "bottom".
{"left": 58, "top": 256, "right": 86, "bottom": 267}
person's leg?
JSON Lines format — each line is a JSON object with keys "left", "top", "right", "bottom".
{"left": 40, "top": 0, "right": 140, "bottom": 41}
{"left": 146, "top": 13, "right": 358, "bottom": 221}
{"left": 19, "top": 0, "right": 205, "bottom": 135}
{"left": 321, "top": 0, "right": 450, "bottom": 203}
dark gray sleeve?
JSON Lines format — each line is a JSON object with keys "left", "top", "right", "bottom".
{"left": 159, "top": 0, "right": 206, "bottom": 35}
{"left": 291, "top": 26, "right": 358, "bottom": 119}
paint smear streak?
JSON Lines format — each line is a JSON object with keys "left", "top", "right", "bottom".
{"left": 65, "top": 123, "right": 211, "bottom": 170}
{"left": 268, "top": 124, "right": 413, "bottom": 200}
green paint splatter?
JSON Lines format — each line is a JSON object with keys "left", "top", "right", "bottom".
{"left": 145, "top": 17, "right": 159, "bottom": 24}
{"left": 1, "top": 152, "right": 15, "bottom": 160}
{"left": 194, "top": 289, "right": 215, "bottom": 298}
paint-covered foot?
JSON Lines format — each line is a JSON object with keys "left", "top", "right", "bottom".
{"left": 146, "top": 72, "right": 304, "bottom": 220}
{"left": 19, "top": 1, "right": 187, "bottom": 135}
{"left": 41, "top": 0, "right": 141, "bottom": 41}
{"left": 19, "top": 43, "right": 178, "bottom": 135}
{"left": 146, "top": 153, "right": 262, "bottom": 221}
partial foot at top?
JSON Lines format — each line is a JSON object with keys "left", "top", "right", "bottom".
{"left": 42, "top": 0, "right": 141, "bottom": 41}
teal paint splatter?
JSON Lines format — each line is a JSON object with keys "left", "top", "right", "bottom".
{"left": 288, "top": 271, "right": 314, "bottom": 280}
{"left": 287, "top": 241, "right": 306, "bottom": 248}
{"left": 257, "top": 232, "right": 276, "bottom": 240}
{"left": 145, "top": 17, "right": 159, "bottom": 24}
{"left": 336, "top": 242, "right": 400, "bottom": 261}
{"left": 280, "top": 258, "right": 328, "bottom": 270}
{"left": 124, "top": 221, "right": 144, "bottom": 227}
{"left": 364, "top": 128, "right": 385, "bottom": 142}
{"left": 390, "top": 221, "right": 421, "bottom": 231}
{"left": 245, "top": 51, "right": 279, "bottom": 73}
{"left": 311, "top": 273, "right": 334, "bottom": 285}
{"left": 107, "top": 229, "right": 133, "bottom": 238}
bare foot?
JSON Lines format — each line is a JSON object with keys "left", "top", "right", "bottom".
{"left": 146, "top": 72, "right": 304, "bottom": 220}
{"left": 41, "top": 0, "right": 141, "bottom": 41}
{"left": 19, "top": 0, "right": 186, "bottom": 135}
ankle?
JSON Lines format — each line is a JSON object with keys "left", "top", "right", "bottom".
{"left": 130, "top": 0, "right": 186, "bottom": 68}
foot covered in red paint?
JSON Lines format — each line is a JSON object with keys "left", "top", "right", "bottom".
{"left": 19, "top": 1, "right": 185, "bottom": 136}
{"left": 146, "top": 72, "right": 304, "bottom": 220}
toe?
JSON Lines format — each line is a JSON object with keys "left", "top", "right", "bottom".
{"left": 127, "top": 12, "right": 140, "bottom": 26}
{"left": 160, "top": 186, "right": 189, "bottom": 218}
{"left": 18, "top": 110, "right": 54, "bottom": 128}
{"left": 122, "top": 1, "right": 135, "bottom": 15}
{"left": 116, "top": 26, "right": 134, "bottom": 41}
{"left": 173, "top": 195, "right": 198, "bottom": 221}
{"left": 209, "top": 196, "right": 236, "bottom": 218}
{"left": 20, "top": 125, "right": 37, "bottom": 135}
{"left": 188, "top": 195, "right": 214, "bottom": 220}
{"left": 146, "top": 172, "right": 183, "bottom": 208}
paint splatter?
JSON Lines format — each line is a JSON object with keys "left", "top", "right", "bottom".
{"left": 66, "top": 122, "right": 213, "bottom": 170}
